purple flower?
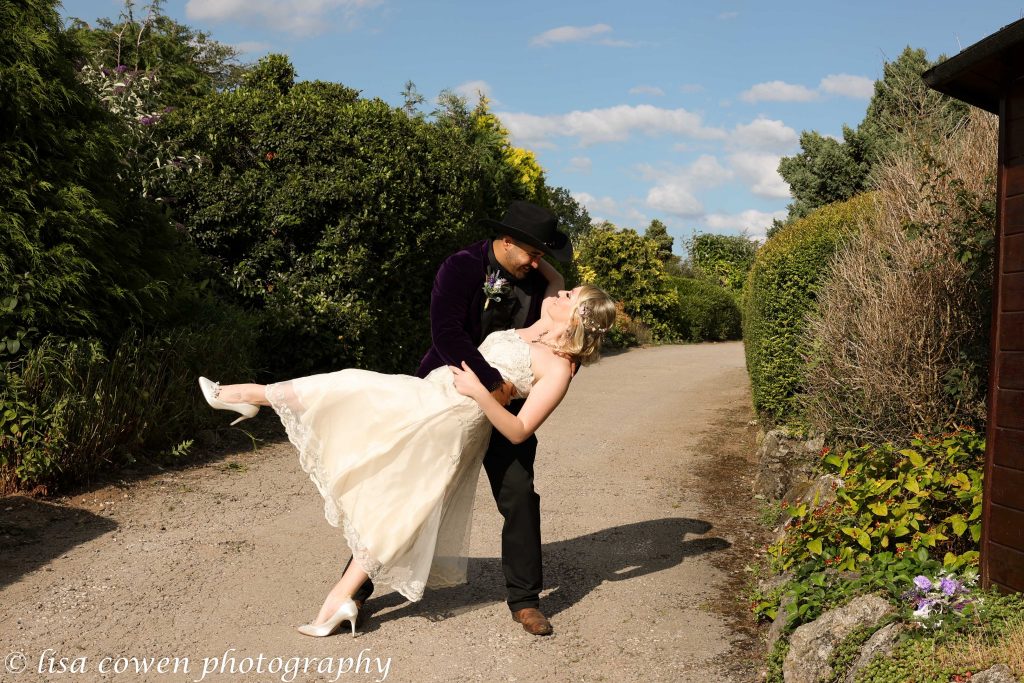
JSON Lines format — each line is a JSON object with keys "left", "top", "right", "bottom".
{"left": 101, "top": 67, "right": 110, "bottom": 76}
{"left": 913, "top": 575, "right": 932, "bottom": 591}
{"left": 115, "top": 64, "right": 128, "bottom": 73}
{"left": 940, "top": 577, "right": 958, "bottom": 595}
{"left": 139, "top": 116, "right": 155, "bottom": 126}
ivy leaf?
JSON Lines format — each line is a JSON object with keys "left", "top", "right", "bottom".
{"left": 807, "top": 538, "right": 823, "bottom": 555}
{"left": 856, "top": 529, "right": 871, "bottom": 550}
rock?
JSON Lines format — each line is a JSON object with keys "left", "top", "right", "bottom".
{"left": 783, "top": 594, "right": 893, "bottom": 683}
{"left": 844, "top": 622, "right": 903, "bottom": 683}
{"left": 784, "top": 474, "right": 841, "bottom": 509}
{"left": 967, "top": 664, "right": 1017, "bottom": 683}
{"left": 753, "top": 429, "right": 823, "bottom": 499}
{"left": 766, "top": 590, "right": 794, "bottom": 651}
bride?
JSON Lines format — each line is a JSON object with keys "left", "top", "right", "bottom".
{"left": 199, "top": 284, "right": 615, "bottom": 637}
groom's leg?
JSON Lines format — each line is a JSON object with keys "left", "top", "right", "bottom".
{"left": 483, "top": 430, "right": 542, "bottom": 612}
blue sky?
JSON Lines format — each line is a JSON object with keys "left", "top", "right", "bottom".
{"left": 64, "top": 0, "right": 1024, "bottom": 248}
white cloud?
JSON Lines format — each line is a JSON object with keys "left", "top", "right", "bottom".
{"left": 531, "top": 23, "right": 611, "bottom": 46}
{"left": 819, "top": 73, "right": 875, "bottom": 99}
{"left": 730, "top": 117, "right": 799, "bottom": 151}
{"left": 453, "top": 80, "right": 493, "bottom": 103}
{"left": 739, "top": 74, "right": 875, "bottom": 104}
{"left": 568, "top": 156, "right": 592, "bottom": 173}
{"left": 497, "top": 104, "right": 725, "bottom": 147}
{"left": 704, "top": 209, "right": 787, "bottom": 242}
{"left": 629, "top": 85, "right": 665, "bottom": 96}
{"left": 740, "top": 80, "right": 819, "bottom": 103}
{"left": 573, "top": 193, "right": 648, "bottom": 226}
{"left": 573, "top": 192, "right": 619, "bottom": 218}
{"left": 728, "top": 152, "right": 792, "bottom": 199}
{"left": 643, "top": 155, "right": 733, "bottom": 218}
{"left": 232, "top": 41, "right": 272, "bottom": 55}
{"left": 718, "top": 11, "right": 739, "bottom": 20}
{"left": 186, "top": 0, "right": 381, "bottom": 36}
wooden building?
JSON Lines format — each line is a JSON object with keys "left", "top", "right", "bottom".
{"left": 924, "top": 17, "right": 1024, "bottom": 593}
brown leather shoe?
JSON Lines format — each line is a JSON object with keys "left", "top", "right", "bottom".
{"left": 512, "top": 607, "right": 553, "bottom": 636}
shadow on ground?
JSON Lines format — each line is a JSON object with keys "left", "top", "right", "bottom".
{"left": 0, "top": 496, "right": 118, "bottom": 588}
{"left": 360, "top": 517, "right": 729, "bottom": 630}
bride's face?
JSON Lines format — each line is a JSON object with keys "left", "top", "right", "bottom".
{"left": 543, "top": 287, "right": 582, "bottom": 324}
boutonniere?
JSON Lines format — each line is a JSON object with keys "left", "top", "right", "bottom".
{"left": 483, "top": 268, "right": 511, "bottom": 310}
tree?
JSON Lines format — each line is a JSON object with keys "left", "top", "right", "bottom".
{"left": 777, "top": 130, "right": 870, "bottom": 219}
{"left": 777, "top": 46, "right": 969, "bottom": 220}
{"left": 1, "top": 0, "right": 192, "bottom": 356}
{"left": 543, "top": 187, "right": 592, "bottom": 244}
{"left": 154, "top": 55, "right": 534, "bottom": 376}
{"left": 644, "top": 218, "right": 681, "bottom": 271}
{"left": 685, "top": 233, "right": 758, "bottom": 294}
{"left": 574, "top": 223, "right": 678, "bottom": 340}
{"left": 67, "top": 0, "right": 247, "bottom": 107}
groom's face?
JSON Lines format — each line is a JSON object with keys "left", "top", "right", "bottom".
{"left": 498, "top": 237, "right": 545, "bottom": 280}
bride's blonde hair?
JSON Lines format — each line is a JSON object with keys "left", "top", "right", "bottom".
{"left": 556, "top": 285, "right": 616, "bottom": 366}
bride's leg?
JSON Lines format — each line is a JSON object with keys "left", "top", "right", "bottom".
{"left": 217, "top": 383, "right": 271, "bottom": 406}
{"left": 311, "top": 561, "right": 370, "bottom": 625}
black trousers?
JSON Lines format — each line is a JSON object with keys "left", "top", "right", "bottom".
{"left": 348, "top": 403, "right": 543, "bottom": 612}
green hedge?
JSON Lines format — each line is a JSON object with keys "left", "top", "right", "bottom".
{"left": 670, "top": 277, "right": 742, "bottom": 342}
{"left": 742, "top": 194, "right": 873, "bottom": 423}
{"left": 156, "top": 55, "right": 533, "bottom": 377}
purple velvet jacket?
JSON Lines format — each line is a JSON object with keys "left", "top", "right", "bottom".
{"left": 415, "top": 239, "right": 545, "bottom": 390}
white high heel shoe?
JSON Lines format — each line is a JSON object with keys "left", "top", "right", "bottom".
{"left": 296, "top": 598, "right": 359, "bottom": 637}
{"left": 198, "top": 377, "right": 259, "bottom": 426}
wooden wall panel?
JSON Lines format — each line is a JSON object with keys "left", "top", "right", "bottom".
{"left": 987, "top": 542, "right": 1024, "bottom": 592}
{"left": 1006, "top": 194, "right": 1024, "bottom": 234}
{"left": 1005, "top": 233, "right": 1024, "bottom": 272}
{"left": 988, "top": 503, "right": 1024, "bottom": 548}
{"left": 991, "top": 465, "right": 1024, "bottom": 508}
{"left": 995, "top": 389, "right": 1024, "bottom": 428}
{"left": 1000, "top": 312, "right": 1024, "bottom": 350}
{"left": 1008, "top": 161, "right": 1024, "bottom": 197}
{"left": 992, "top": 428, "right": 1024, "bottom": 469}
{"left": 1003, "top": 272, "right": 1024, "bottom": 311}
{"left": 1010, "top": 121, "right": 1024, "bottom": 161}
{"left": 998, "top": 352, "right": 1024, "bottom": 388}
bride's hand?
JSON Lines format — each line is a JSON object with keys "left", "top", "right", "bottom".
{"left": 450, "top": 362, "right": 488, "bottom": 401}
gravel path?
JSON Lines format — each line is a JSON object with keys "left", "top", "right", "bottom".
{"left": 0, "top": 341, "right": 764, "bottom": 683}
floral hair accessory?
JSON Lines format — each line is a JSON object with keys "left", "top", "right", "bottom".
{"left": 578, "top": 302, "right": 610, "bottom": 334}
{"left": 483, "top": 268, "right": 510, "bottom": 310}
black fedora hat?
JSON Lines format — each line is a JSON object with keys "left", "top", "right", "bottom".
{"left": 481, "top": 201, "right": 573, "bottom": 263}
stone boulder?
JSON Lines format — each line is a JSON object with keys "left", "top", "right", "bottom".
{"left": 967, "top": 664, "right": 1017, "bottom": 683}
{"left": 844, "top": 622, "right": 904, "bottom": 683}
{"left": 783, "top": 594, "right": 893, "bottom": 683}
{"left": 753, "top": 429, "right": 825, "bottom": 499}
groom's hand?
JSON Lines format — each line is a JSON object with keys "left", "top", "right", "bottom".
{"left": 490, "top": 380, "right": 514, "bottom": 407}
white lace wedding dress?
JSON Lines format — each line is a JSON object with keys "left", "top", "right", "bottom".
{"left": 266, "top": 329, "right": 534, "bottom": 602}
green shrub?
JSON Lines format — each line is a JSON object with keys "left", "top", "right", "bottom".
{"left": 685, "top": 232, "right": 758, "bottom": 295}
{"left": 769, "top": 429, "right": 983, "bottom": 578}
{"left": 155, "top": 56, "right": 534, "bottom": 377}
{"left": 0, "top": 311, "right": 257, "bottom": 494}
{"left": 742, "top": 194, "right": 873, "bottom": 424}
{"left": 0, "top": 0, "right": 195, "bottom": 358}
{"left": 670, "top": 277, "right": 742, "bottom": 342}
{"left": 574, "top": 223, "right": 678, "bottom": 341}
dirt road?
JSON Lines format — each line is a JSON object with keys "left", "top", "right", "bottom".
{"left": 0, "top": 341, "right": 766, "bottom": 683}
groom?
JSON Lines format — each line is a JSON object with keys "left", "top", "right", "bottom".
{"left": 350, "top": 201, "right": 573, "bottom": 635}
